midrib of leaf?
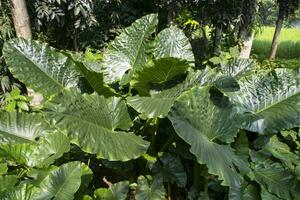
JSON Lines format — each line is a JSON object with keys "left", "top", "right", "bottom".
{"left": 13, "top": 46, "right": 65, "bottom": 91}
{"left": 131, "top": 26, "right": 150, "bottom": 72}
{"left": 162, "top": 65, "right": 174, "bottom": 82}
{"left": 254, "top": 91, "right": 299, "bottom": 115}
{"left": 168, "top": 37, "right": 175, "bottom": 59}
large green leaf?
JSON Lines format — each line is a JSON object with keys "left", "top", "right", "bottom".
{"left": 1, "top": 162, "right": 88, "bottom": 200}
{"left": 0, "top": 183, "right": 35, "bottom": 200}
{"left": 262, "top": 136, "right": 299, "bottom": 164}
{"left": 0, "top": 112, "right": 69, "bottom": 167}
{"left": 3, "top": 39, "right": 81, "bottom": 97}
{"left": 70, "top": 54, "right": 117, "bottom": 97}
{"left": 152, "top": 153, "right": 187, "bottom": 187}
{"left": 135, "top": 176, "right": 166, "bottom": 200}
{"left": 43, "top": 89, "right": 149, "bottom": 161}
{"left": 228, "top": 182, "right": 260, "bottom": 200}
{"left": 221, "top": 58, "right": 255, "bottom": 78}
{"left": 168, "top": 86, "right": 248, "bottom": 188}
{"left": 252, "top": 159, "right": 296, "bottom": 200}
{"left": 127, "top": 70, "right": 204, "bottom": 118}
{"left": 0, "top": 112, "right": 52, "bottom": 144}
{"left": 228, "top": 68, "right": 300, "bottom": 134}
{"left": 0, "top": 130, "right": 70, "bottom": 167}
{"left": 153, "top": 25, "right": 194, "bottom": 63}
{"left": 0, "top": 175, "right": 18, "bottom": 193}
{"left": 94, "top": 181, "right": 129, "bottom": 200}
{"left": 260, "top": 186, "right": 282, "bottom": 200}
{"left": 103, "top": 14, "right": 158, "bottom": 85}
{"left": 127, "top": 65, "right": 240, "bottom": 118}
{"left": 0, "top": 164, "right": 7, "bottom": 175}
{"left": 33, "top": 162, "right": 84, "bottom": 200}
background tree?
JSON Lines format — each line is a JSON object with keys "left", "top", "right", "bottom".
{"left": 269, "top": 0, "right": 300, "bottom": 59}
{"left": 0, "top": 0, "right": 14, "bottom": 52}
{"left": 10, "top": 0, "right": 32, "bottom": 38}
{"left": 238, "top": 0, "right": 260, "bottom": 58}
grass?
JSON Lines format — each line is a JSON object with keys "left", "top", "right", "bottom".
{"left": 252, "top": 26, "right": 300, "bottom": 60}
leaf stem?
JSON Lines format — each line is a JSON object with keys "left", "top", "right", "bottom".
{"left": 193, "top": 163, "right": 201, "bottom": 191}
{"left": 160, "top": 135, "right": 175, "bottom": 152}
{"left": 204, "top": 178, "right": 208, "bottom": 193}
{"left": 150, "top": 117, "right": 159, "bottom": 153}
{"left": 168, "top": 182, "right": 172, "bottom": 200}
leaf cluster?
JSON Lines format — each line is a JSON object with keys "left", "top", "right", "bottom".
{"left": 0, "top": 14, "right": 299, "bottom": 199}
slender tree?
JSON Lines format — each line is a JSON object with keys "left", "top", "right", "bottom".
{"left": 269, "top": 0, "right": 299, "bottom": 59}
{"left": 10, "top": 0, "right": 32, "bottom": 39}
{"left": 239, "top": 0, "right": 260, "bottom": 58}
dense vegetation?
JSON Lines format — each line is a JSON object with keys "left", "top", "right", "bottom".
{"left": 0, "top": 14, "right": 299, "bottom": 199}
{"left": 0, "top": 0, "right": 300, "bottom": 199}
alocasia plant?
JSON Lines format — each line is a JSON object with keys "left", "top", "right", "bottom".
{"left": 0, "top": 14, "right": 299, "bottom": 199}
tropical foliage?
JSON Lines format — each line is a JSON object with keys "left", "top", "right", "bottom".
{"left": 0, "top": 14, "right": 299, "bottom": 199}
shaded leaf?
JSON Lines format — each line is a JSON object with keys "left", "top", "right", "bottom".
{"left": 252, "top": 159, "right": 296, "bottom": 200}
{"left": 127, "top": 69, "right": 204, "bottom": 118}
{"left": 135, "top": 176, "right": 166, "bottom": 200}
{"left": 94, "top": 181, "right": 129, "bottom": 200}
{"left": 70, "top": 54, "right": 117, "bottom": 97}
{"left": 130, "top": 58, "right": 190, "bottom": 96}
{"left": 152, "top": 153, "right": 187, "bottom": 187}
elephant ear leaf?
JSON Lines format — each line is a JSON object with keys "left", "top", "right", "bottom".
{"left": 168, "top": 86, "right": 249, "bottom": 189}
{"left": 252, "top": 159, "right": 297, "bottom": 200}
{"left": 127, "top": 69, "right": 203, "bottom": 118}
{"left": 0, "top": 183, "right": 35, "bottom": 200}
{"left": 130, "top": 57, "right": 190, "bottom": 96}
{"left": 135, "top": 176, "right": 166, "bottom": 200}
{"left": 43, "top": 89, "right": 149, "bottom": 161}
{"left": 153, "top": 25, "right": 194, "bottom": 64}
{"left": 94, "top": 181, "right": 129, "bottom": 200}
{"left": 227, "top": 68, "right": 300, "bottom": 134}
{"left": 0, "top": 112, "right": 70, "bottom": 168}
{"left": 103, "top": 14, "right": 158, "bottom": 85}
{"left": 221, "top": 58, "right": 255, "bottom": 78}
{"left": 0, "top": 112, "right": 52, "bottom": 144}
{"left": 69, "top": 54, "right": 117, "bottom": 97}
{"left": 152, "top": 153, "right": 187, "bottom": 187}
{"left": 0, "top": 162, "right": 90, "bottom": 200}
{"left": 3, "top": 38, "right": 81, "bottom": 97}
{"left": 33, "top": 162, "right": 86, "bottom": 200}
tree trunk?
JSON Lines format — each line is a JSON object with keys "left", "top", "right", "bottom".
{"left": 239, "top": 0, "right": 260, "bottom": 58}
{"left": 158, "top": 2, "right": 176, "bottom": 31}
{"left": 10, "top": 0, "right": 32, "bottom": 39}
{"left": 239, "top": 30, "right": 255, "bottom": 58}
{"left": 213, "top": 26, "right": 222, "bottom": 55}
{"left": 269, "top": 15, "right": 284, "bottom": 59}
